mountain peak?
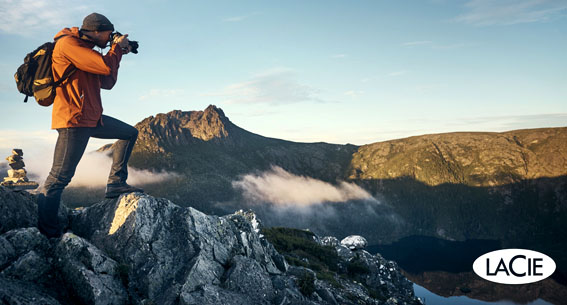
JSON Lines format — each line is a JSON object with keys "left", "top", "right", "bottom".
{"left": 204, "top": 104, "right": 227, "bottom": 119}
{"left": 133, "top": 105, "right": 244, "bottom": 153}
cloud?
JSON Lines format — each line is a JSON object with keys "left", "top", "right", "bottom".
{"left": 23, "top": 150, "right": 179, "bottom": 188}
{"left": 402, "top": 41, "right": 433, "bottom": 47}
{"left": 454, "top": 0, "right": 567, "bottom": 26}
{"left": 232, "top": 166, "right": 377, "bottom": 208}
{"left": 344, "top": 90, "right": 364, "bottom": 98}
{"left": 0, "top": 131, "right": 178, "bottom": 188}
{"left": 139, "top": 89, "right": 186, "bottom": 101}
{"left": 222, "top": 12, "right": 261, "bottom": 22}
{"left": 0, "top": 0, "right": 90, "bottom": 36}
{"left": 389, "top": 70, "right": 407, "bottom": 77}
{"left": 203, "top": 68, "right": 331, "bottom": 105}
{"left": 442, "top": 113, "right": 567, "bottom": 131}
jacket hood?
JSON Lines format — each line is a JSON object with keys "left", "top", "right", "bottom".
{"left": 54, "top": 27, "right": 80, "bottom": 40}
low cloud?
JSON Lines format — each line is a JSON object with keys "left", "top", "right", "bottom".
{"left": 232, "top": 166, "right": 377, "bottom": 208}
{"left": 203, "top": 68, "right": 331, "bottom": 105}
{"left": 25, "top": 150, "right": 179, "bottom": 188}
{"left": 454, "top": 0, "right": 567, "bottom": 26}
{"left": 0, "top": 134, "right": 178, "bottom": 189}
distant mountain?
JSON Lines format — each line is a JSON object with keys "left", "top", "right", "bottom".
{"left": 80, "top": 106, "right": 567, "bottom": 282}
{"left": 114, "top": 105, "right": 358, "bottom": 209}
{"left": 348, "top": 128, "right": 567, "bottom": 187}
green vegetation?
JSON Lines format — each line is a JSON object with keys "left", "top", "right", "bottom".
{"left": 297, "top": 272, "right": 316, "bottom": 296}
{"left": 347, "top": 253, "right": 370, "bottom": 276}
{"left": 261, "top": 227, "right": 339, "bottom": 273}
{"left": 262, "top": 227, "right": 386, "bottom": 295}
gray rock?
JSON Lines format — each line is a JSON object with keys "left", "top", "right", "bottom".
{"left": 223, "top": 255, "right": 275, "bottom": 303}
{"left": 0, "top": 236, "right": 16, "bottom": 269}
{"left": 12, "top": 149, "right": 23, "bottom": 156}
{"left": 70, "top": 193, "right": 289, "bottom": 305}
{"left": 340, "top": 235, "right": 368, "bottom": 250}
{"left": 234, "top": 209, "right": 262, "bottom": 233}
{"left": 1, "top": 250, "right": 51, "bottom": 282}
{"left": 55, "top": 233, "right": 127, "bottom": 305}
{"left": 336, "top": 244, "right": 355, "bottom": 261}
{"left": 315, "top": 285, "right": 338, "bottom": 305}
{"left": 0, "top": 187, "right": 37, "bottom": 234}
{"left": 2, "top": 227, "right": 49, "bottom": 256}
{"left": 319, "top": 236, "right": 340, "bottom": 247}
{"left": 180, "top": 284, "right": 254, "bottom": 305}
{"left": 0, "top": 185, "right": 421, "bottom": 305}
{"left": 0, "top": 276, "right": 61, "bottom": 305}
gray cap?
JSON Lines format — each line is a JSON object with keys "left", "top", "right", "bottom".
{"left": 81, "top": 13, "right": 114, "bottom": 31}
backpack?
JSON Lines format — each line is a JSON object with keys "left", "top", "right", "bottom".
{"left": 14, "top": 37, "right": 75, "bottom": 106}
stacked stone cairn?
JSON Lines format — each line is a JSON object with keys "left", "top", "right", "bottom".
{"left": 1, "top": 149, "right": 38, "bottom": 190}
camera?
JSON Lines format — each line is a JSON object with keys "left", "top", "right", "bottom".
{"left": 111, "top": 32, "right": 139, "bottom": 54}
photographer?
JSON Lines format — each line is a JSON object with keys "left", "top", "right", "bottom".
{"left": 37, "top": 13, "right": 142, "bottom": 238}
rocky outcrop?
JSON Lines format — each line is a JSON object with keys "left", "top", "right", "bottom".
{"left": 0, "top": 189, "right": 420, "bottom": 305}
{"left": 0, "top": 186, "right": 37, "bottom": 234}
{"left": 131, "top": 105, "right": 243, "bottom": 153}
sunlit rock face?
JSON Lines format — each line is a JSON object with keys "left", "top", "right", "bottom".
{"left": 71, "top": 193, "right": 287, "bottom": 305}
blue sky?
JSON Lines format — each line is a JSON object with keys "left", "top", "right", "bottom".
{"left": 1, "top": 0, "right": 566, "bottom": 153}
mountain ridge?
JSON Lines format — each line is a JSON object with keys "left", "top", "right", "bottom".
{"left": 84, "top": 106, "right": 565, "bottom": 254}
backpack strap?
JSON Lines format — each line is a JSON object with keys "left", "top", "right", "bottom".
{"left": 53, "top": 65, "right": 76, "bottom": 87}
{"left": 52, "top": 34, "right": 76, "bottom": 88}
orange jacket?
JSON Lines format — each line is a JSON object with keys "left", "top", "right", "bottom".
{"left": 51, "top": 27, "right": 123, "bottom": 129}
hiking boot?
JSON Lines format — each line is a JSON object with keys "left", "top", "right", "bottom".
{"left": 105, "top": 183, "right": 144, "bottom": 198}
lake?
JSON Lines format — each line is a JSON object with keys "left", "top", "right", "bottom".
{"left": 368, "top": 236, "right": 565, "bottom": 305}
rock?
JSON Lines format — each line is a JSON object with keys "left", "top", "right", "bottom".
{"left": 341, "top": 235, "right": 368, "bottom": 250}
{"left": 2, "top": 149, "right": 38, "bottom": 190}
{"left": 315, "top": 285, "right": 338, "bottom": 305}
{"left": 0, "top": 188, "right": 419, "bottom": 305}
{"left": 8, "top": 160, "right": 25, "bottom": 170}
{"left": 71, "top": 193, "right": 287, "bottom": 305}
{"left": 0, "top": 236, "right": 16, "bottom": 269}
{"left": 235, "top": 209, "right": 263, "bottom": 234}
{"left": 7, "top": 169, "right": 26, "bottom": 178}
{"left": 55, "top": 233, "right": 128, "bottom": 305}
{"left": 6, "top": 155, "right": 23, "bottom": 163}
{"left": 0, "top": 276, "right": 62, "bottom": 305}
{"left": 1, "top": 250, "right": 51, "bottom": 282}
{"left": 2, "top": 227, "right": 50, "bottom": 256}
{"left": 319, "top": 236, "right": 340, "bottom": 247}
{"left": 3, "top": 177, "right": 28, "bottom": 183}
{"left": 222, "top": 255, "right": 275, "bottom": 303}
{"left": 12, "top": 149, "right": 23, "bottom": 156}
{"left": 180, "top": 284, "right": 255, "bottom": 305}
{"left": 0, "top": 187, "right": 38, "bottom": 234}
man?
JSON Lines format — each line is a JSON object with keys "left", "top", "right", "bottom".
{"left": 37, "top": 13, "right": 143, "bottom": 238}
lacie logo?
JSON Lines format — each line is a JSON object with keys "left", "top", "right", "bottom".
{"left": 473, "top": 249, "right": 556, "bottom": 284}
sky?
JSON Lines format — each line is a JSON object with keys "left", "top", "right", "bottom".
{"left": 0, "top": 0, "right": 566, "bottom": 155}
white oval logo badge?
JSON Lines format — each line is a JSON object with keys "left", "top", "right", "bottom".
{"left": 473, "top": 249, "right": 556, "bottom": 284}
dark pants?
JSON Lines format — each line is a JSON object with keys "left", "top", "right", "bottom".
{"left": 37, "top": 115, "right": 138, "bottom": 237}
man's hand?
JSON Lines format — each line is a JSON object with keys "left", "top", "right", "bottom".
{"left": 113, "top": 34, "right": 130, "bottom": 54}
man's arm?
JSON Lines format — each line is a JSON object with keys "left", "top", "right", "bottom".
{"left": 57, "top": 36, "right": 122, "bottom": 76}
{"left": 101, "top": 35, "right": 130, "bottom": 89}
